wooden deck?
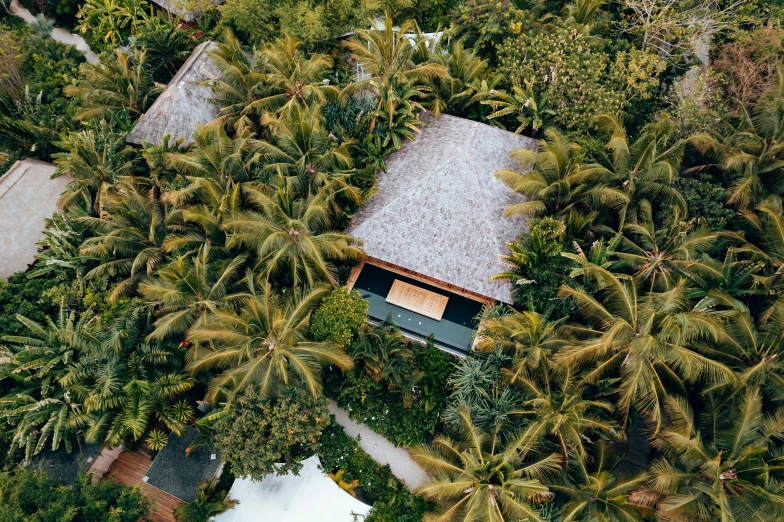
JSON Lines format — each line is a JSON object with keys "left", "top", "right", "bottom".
{"left": 103, "top": 448, "right": 183, "bottom": 522}
{"left": 386, "top": 279, "right": 449, "bottom": 320}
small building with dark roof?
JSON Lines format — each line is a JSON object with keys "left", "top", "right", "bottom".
{"left": 347, "top": 114, "right": 536, "bottom": 353}
{"left": 30, "top": 441, "right": 102, "bottom": 485}
{"left": 144, "top": 427, "right": 222, "bottom": 503}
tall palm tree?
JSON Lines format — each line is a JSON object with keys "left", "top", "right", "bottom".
{"left": 186, "top": 281, "right": 353, "bottom": 402}
{"left": 53, "top": 126, "right": 138, "bottom": 214}
{"left": 243, "top": 34, "right": 338, "bottom": 119}
{"left": 79, "top": 180, "right": 171, "bottom": 300}
{"left": 578, "top": 114, "right": 685, "bottom": 227}
{"left": 555, "top": 263, "right": 734, "bottom": 431}
{"left": 206, "top": 29, "right": 267, "bottom": 131}
{"left": 342, "top": 12, "right": 446, "bottom": 96}
{"left": 260, "top": 104, "right": 360, "bottom": 203}
{"left": 473, "top": 309, "right": 565, "bottom": 387}
{"left": 162, "top": 121, "right": 264, "bottom": 253}
{"left": 614, "top": 200, "right": 721, "bottom": 291}
{"left": 643, "top": 390, "right": 784, "bottom": 521}
{"left": 494, "top": 128, "right": 603, "bottom": 219}
{"left": 689, "top": 67, "right": 784, "bottom": 210}
{"left": 65, "top": 49, "right": 161, "bottom": 122}
{"left": 551, "top": 441, "right": 650, "bottom": 522}
{"left": 139, "top": 244, "right": 249, "bottom": 342}
{"left": 222, "top": 187, "right": 364, "bottom": 288}
{"left": 514, "top": 368, "right": 618, "bottom": 463}
{"left": 411, "top": 404, "right": 559, "bottom": 522}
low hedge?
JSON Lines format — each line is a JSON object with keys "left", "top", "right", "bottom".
{"left": 316, "top": 420, "right": 433, "bottom": 522}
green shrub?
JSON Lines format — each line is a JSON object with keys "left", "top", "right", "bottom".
{"left": 214, "top": 384, "right": 331, "bottom": 480}
{"left": 325, "top": 339, "right": 455, "bottom": 446}
{"left": 311, "top": 287, "right": 368, "bottom": 348}
{"left": 316, "top": 421, "right": 433, "bottom": 522}
{"left": 0, "top": 469, "right": 149, "bottom": 522}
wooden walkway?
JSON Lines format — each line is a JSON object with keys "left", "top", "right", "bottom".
{"left": 103, "top": 448, "right": 183, "bottom": 522}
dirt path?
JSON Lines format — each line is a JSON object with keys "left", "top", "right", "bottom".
{"left": 10, "top": 0, "right": 99, "bottom": 64}
{"left": 328, "top": 401, "right": 429, "bottom": 491}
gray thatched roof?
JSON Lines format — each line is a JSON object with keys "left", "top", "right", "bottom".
{"left": 0, "top": 159, "right": 71, "bottom": 281}
{"left": 30, "top": 442, "right": 102, "bottom": 485}
{"left": 127, "top": 41, "right": 220, "bottom": 146}
{"left": 348, "top": 114, "right": 536, "bottom": 304}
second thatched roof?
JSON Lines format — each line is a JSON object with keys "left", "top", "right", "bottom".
{"left": 127, "top": 41, "right": 220, "bottom": 146}
{"left": 348, "top": 114, "right": 536, "bottom": 304}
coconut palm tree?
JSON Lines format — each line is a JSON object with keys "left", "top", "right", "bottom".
{"left": 243, "top": 34, "right": 338, "bottom": 119}
{"left": 643, "top": 390, "right": 784, "bottom": 522}
{"left": 222, "top": 187, "right": 364, "bottom": 288}
{"left": 53, "top": 125, "right": 138, "bottom": 214}
{"left": 473, "top": 309, "right": 565, "bottom": 387}
{"left": 555, "top": 262, "right": 735, "bottom": 431}
{"left": 139, "top": 244, "right": 249, "bottom": 342}
{"left": 162, "top": 121, "right": 264, "bottom": 253}
{"left": 494, "top": 128, "right": 602, "bottom": 219}
{"left": 514, "top": 368, "right": 618, "bottom": 463}
{"left": 186, "top": 281, "right": 353, "bottom": 402}
{"left": 65, "top": 49, "right": 161, "bottom": 121}
{"left": 79, "top": 180, "right": 171, "bottom": 300}
{"left": 482, "top": 82, "right": 556, "bottom": 136}
{"left": 259, "top": 104, "right": 360, "bottom": 203}
{"left": 689, "top": 68, "right": 784, "bottom": 210}
{"left": 411, "top": 404, "right": 559, "bottom": 522}
{"left": 578, "top": 114, "right": 685, "bottom": 227}
{"left": 342, "top": 12, "right": 446, "bottom": 96}
{"left": 206, "top": 29, "right": 268, "bottom": 131}
{"left": 551, "top": 441, "right": 650, "bottom": 522}
{"left": 613, "top": 200, "right": 721, "bottom": 291}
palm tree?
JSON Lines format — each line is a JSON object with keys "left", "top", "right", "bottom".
{"left": 139, "top": 244, "right": 249, "bottom": 342}
{"left": 411, "top": 404, "right": 559, "bottom": 522}
{"left": 614, "top": 199, "right": 721, "bottom": 291}
{"left": 59, "top": 307, "right": 194, "bottom": 446}
{"left": 350, "top": 323, "right": 422, "bottom": 407}
{"left": 551, "top": 441, "right": 650, "bottom": 522}
{"left": 342, "top": 12, "right": 446, "bottom": 96}
{"left": 174, "top": 478, "right": 238, "bottom": 522}
{"left": 578, "top": 114, "right": 685, "bottom": 227}
{"left": 260, "top": 104, "right": 360, "bottom": 203}
{"left": 514, "top": 368, "right": 618, "bottom": 463}
{"left": 222, "top": 187, "right": 364, "bottom": 288}
{"left": 243, "top": 34, "right": 338, "bottom": 119}
{"left": 473, "top": 309, "right": 565, "bottom": 387}
{"left": 642, "top": 390, "right": 784, "bottom": 521}
{"left": 689, "top": 67, "right": 784, "bottom": 210}
{"left": 79, "top": 180, "right": 171, "bottom": 300}
{"left": 162, "top": 120, "right": 264, "bottom": 252}
{"left": 206, "top": 29, "right": 267, "bottom": 131}
{"left": 53, "top": 125, "right": 138, "bottom": 214}
{"left": 187, "top": 281, "right": 353, "bottom": 402}
{"left": 482, "top": 82, "right": 556, "bottom": 136}
{"left": 64, "top": 49, "right": 161, "bottom": 122}
{"left": 0, "top": 303, "right": 100, "bottom": 460}
{"left": 76, "top": 0, "right": 139, "bottom": 45}
{"left": 494, "top": 128, "right": 600, "bottom": 219}
{"left": 555, "top": 262, "right": 734, "bottom": 431}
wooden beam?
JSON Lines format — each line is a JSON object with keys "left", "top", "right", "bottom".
{"left": 345, "top": 259, "right": 366, "bottom": 291}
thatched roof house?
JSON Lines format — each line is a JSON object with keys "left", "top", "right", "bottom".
{"left": 0, "top": 159, "right": 70, "bottom": 281}
{"left": 347, "top": 115, "right": 536, "bottom": 352}
{"left": 127, "top": 41, "right": 220, "bottom": 146}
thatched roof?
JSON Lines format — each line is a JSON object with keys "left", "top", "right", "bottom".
{"left": 0, "top": 159, "right": 71, "bottom": 281}
{"left": 348, "top": 114, "right": 536, "bottom": 304}
{"left": 127, "top": 41, "right": 220, "bottom": 146}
